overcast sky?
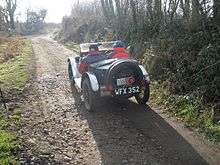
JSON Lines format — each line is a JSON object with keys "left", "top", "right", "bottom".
{"left": 16, "top": 0, "right": 81, "bottom": 23}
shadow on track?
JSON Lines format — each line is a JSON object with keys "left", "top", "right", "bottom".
{"left": 70, "top": 86, "right": 208, "bottom": 165}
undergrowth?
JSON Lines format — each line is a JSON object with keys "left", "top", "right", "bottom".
{"left": 53, "top": 33, "right": 80, "bottom": 53}
{"left": 0, "top": 37, "right": 25, "bottom": 63}
{"left": 63, "top": 41, "right": 80, "bottom": 53}
{"left": 150, "top": 81, "right": 220, "bottom": 146}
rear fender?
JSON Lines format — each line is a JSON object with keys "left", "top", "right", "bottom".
{"left": 67, "top": 57, "right": 81, "bottom": 78}
{"left": 139, "top": 65, "right": 150, "bottom": 82}
{"left": 81, "top": 72, "right": 99, "bottom": 92}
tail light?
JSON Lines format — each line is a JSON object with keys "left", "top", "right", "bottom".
{"left": 106, "top": 85, "right": 113, "bottom": 91}
{"left": 141, "top": 80, "right": 149, "bottom": 86}
{"left": 128, "top": 77, "right": 136, "bottom": 84}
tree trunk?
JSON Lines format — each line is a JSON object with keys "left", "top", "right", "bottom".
{"left": 115, "top": 0, "right": 123, "bottom": 36}
{"left": 213, "top": 0, "right": 220, "bottom": 25}
{"left": 130, "top": 0, "right": 137, "bottom": 26}
{"left": 192, "top": 0, "right": 201, "bottom": 27}
{"left": 9, "top": 13, "right": 15, "bottom": 29}
{"left": 147, "top": 0, "right": 153, "bottom": 21}
{"left": 185, "top": 0, "right": 190, "bottom": 21}
{"left": 108, "top": 0, "right": 115, "bottom": 18}
{"left": 154, "top": 0, "right": 162, "bottom": 19}
{"left": 153, "top": 0, "right": 162, "bottom": 31}
{"left": 100, "top": 0, "right": 109, "bottom": 21}
{"left": 5, "top": 0, "right": 17, "bottom": 29}
{"left": 180, "top": 0, "right": 190, "bottom": 22}
{"left": 129, "top": 0, "right": 138, "bottom": 40}
{"left": 170, "top": 0, "right": 180, "bottom": 23}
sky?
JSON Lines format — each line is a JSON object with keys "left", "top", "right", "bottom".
{"left": 16, "top": 0, "right": 82, "bottom": 23}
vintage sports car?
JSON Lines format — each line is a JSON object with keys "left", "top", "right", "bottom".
{"left": 68, "top": 41, "right": 150, "bottom": 111}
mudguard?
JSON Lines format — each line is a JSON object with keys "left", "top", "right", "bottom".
{"left": 139, "top": 65, "right": 150, "bottom": 82}
{"left": 81, "top": 72, "right": 99, "bottom": 92}
{"left": 67, "top": 57, "right": 81, "bottom": 78}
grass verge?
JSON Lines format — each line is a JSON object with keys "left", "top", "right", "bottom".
{"left": 0, "top": 38, "right": 32, "bottom": 93}
{"left": 53, "top": 33, "right": 80, "bottom": 53}
{"left": 64, "top": 41, "right": 80, "bottom": 53}
{"left": 0, "top": 107, "right": 22, "bottom": 165}
{"left": 150, "top": 81, "right": 220, "bottom": 147}
{"left": 0, "top": 37, "right": 32, "bottom": 164}
{"left": 0, "top": 130, "right": 19, "bottom": 165}
{"left": 0, "top": 108, "right": 21, "bottom": 165}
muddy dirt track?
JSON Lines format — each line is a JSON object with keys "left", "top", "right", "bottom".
{"left": 18, "top": 36, "right": 220, "bottom": 165}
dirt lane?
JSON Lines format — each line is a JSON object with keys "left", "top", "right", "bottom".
{"left": 18, "top": 36, "right": 220, "bottom": 165}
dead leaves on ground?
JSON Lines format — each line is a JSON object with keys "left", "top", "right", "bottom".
{"left": 0, "top": 37, "right": 25, "bottom": 63}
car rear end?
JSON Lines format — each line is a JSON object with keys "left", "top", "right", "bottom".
{"left": 95, "top": 60, "right": 150, "bottom": 100}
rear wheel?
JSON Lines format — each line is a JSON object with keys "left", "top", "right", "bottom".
{"left": 82, "top": 78, "right": 96, "bottom": 111}
{"left": 68, "top": 62, "right": 75, "bottom": 85}
{"left": 135, "top": 85, "right": 150, "bottom": 104}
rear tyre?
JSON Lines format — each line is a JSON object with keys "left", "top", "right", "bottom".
{"left": 135, "top": 85, "right": 150, "bottom": 104}
{"left": 82, "top": 78, "right": 96, "bottom": 112}
{"left": 68, "top": 62, "right": 75, "bottom": 85}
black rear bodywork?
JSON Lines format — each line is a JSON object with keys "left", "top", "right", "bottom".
{"left": 89, "top": 59, "right": 143, "bottom": 97}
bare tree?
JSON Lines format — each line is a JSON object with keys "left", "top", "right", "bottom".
{"left": 101, "top": 0, "right": 109, "bottom": 21}
{"left": 154, "top": 0, "right": 162, "bottom": 19}
{"left": 169, "top": 0, "right": 180, "bottom": 23}
{"left": 180, "top": 0, "right": 190, "bottom": 22}
{"left": 0, "top": 5, "right": 7, "bottom": 30}
{"left": 213, "top": 0, "right": 220, "bottom": 25}
{"left": 192, "top": 0, "right": 201, "bottom": 26}
{"left": 26, "top": 8, "right": 47, "bottom": 33}
{"left": 3, "top": 0, "right": 17, "bottom": 29}
{"left": 130, "top": 0, "right": 137, "bottom": 26}
{"left": 128, "top": 0, "right": 138, "bottom": 39}
{"left": 147, "top": 0, "right": 153, "bottom": 20}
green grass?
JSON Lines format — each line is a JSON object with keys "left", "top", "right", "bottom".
{"left": 0, "top": 39, "right": 32, "bottom": 93}
{"left": 53, "top": 34, "right": 80, "bottom": 53}
{"left": 65, "top": 41, "right": 80, "bottom": 53}
{"left": 0, "top": 108, "right": 22, "bottom": 129}
{"left": 0, "top": 131, "right": 19, "bottom": 165}
{"left": 150, "top": 81, "right": 220, "bottom": 147}
{"left": 0, "top": 108, "right": 22, "bottom": 164}
{"left": 0, "top": 120, "right": 10, "bottom": 127}
{"left": 0, "top": 44, "right": 7, "bottom": 49}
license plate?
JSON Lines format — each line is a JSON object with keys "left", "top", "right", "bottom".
{"left": 116, "top": 77, "right": 130, "bottom": 86}
{"left": 115, "top": 86, "right": 140, "bottom": 95}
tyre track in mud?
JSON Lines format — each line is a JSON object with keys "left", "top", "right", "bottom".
{"left": 18, "top": 36, "right": 220, "bottom": 165}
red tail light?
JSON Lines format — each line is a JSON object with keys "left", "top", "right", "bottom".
{"left": 106, "top": 85, "right": 113, "bottom": 91}
{"left": 128, "top": 77, "right": 136, "bottom": 84}
{"left": 141, "top": 80, "right": 149, "bottom": 86}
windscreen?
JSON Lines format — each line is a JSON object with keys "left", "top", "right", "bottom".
{"left": 80, "top": 41, "right": 115, "bottom": 53}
